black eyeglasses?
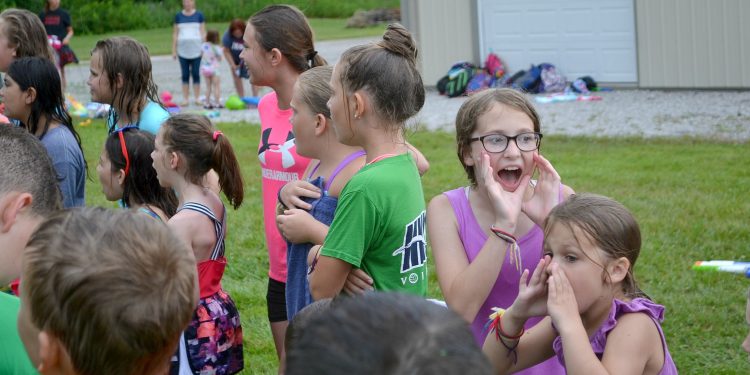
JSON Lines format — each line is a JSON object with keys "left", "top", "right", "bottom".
{"left": 469, "top": 132, "right": 543, "bottom": 153}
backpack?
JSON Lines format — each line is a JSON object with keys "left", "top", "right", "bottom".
{"left": 539, "top": 63, "right": 567, "bottom": 93}
{"left": 484, "top": 52, "right": 505, "bottom": 80}
{"left": 465, "top": 69, "right": 494, "bottom": 95}
{"left": 437, "top": 62, "right": 475, "bottom": 97}
{"left": 512, "top": 64, "right": 543, "bottom": 93}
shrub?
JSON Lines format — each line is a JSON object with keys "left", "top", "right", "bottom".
{"left": 10, "top": 0, "right": 399, "bottom": 35}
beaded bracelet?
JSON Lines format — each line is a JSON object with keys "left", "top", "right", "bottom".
{"left": 490, "top": 226, "right": 522, "bottom": 273}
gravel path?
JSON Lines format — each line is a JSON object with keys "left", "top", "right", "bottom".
{"left": 65, "top": 37, "right": 750, "bottom": 141}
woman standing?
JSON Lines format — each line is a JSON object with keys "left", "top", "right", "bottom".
{"left": 38, "top": 0, "right": 78, "bottom": 93}
{"left": 172, "top": 0, "right": 205, "bottom": 107}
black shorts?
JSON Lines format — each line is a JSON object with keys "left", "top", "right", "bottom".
{"left": 266, "top": 278, "right": 288, "bottom": 322}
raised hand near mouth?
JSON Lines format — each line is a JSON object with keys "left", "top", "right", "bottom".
{"left": 522, "top": 153, "right": 563, "bottom": 227}
{"left": 477, "top": 151, "right": 530, "bottom": 233}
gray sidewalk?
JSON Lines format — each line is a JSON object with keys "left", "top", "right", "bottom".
{"left": 65, "top": 37, "right": 750, "bottom": 140}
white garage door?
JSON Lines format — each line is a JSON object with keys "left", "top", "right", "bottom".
{"left": 478, "top": 0, "right": 637, "bottom": 83}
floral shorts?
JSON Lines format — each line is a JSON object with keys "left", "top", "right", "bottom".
{"left": 171, "top": 289, "right": 244, "bottom": 374}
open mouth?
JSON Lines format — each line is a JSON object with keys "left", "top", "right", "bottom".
{"left": 497, "top": 166, "right": 523, "bottom": 191}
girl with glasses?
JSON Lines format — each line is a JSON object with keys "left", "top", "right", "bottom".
{"left": 427, "top": 88, "right": 573, "bottom": 374}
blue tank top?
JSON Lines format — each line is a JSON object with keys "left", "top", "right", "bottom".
{"left": 285, "top": 150, "right": 365, "bottom": 320}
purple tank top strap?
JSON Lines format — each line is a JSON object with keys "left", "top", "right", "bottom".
{"left": 324, "top": 150, "right": 366, "bottom": 191}
{"left": 308, "top": 161, "right": 322, "bottom": 180}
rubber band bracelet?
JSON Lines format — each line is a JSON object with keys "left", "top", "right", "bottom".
{"left": 488, "top": 308, "right": 525, "bottom": 341}
{"left": 490, "top": 226, "right": 517, "bottom": 243}
{"left": 277, "top": 184, "right": 289, "bottom": 210}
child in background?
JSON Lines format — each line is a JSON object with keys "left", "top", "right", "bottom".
{"left": 1, "top": 57, "right": 85, "bottom": 208}
{"left": 97, "top": 127, "right": 178, "bottom": 221}
{"left": 152, "top": 113, "right": 244, "bottom": 374}
{"left": 17, "top": 208, "right": 198, "bottom": 375}
{"left": 200, "top": 29, "right": 223, "bottom": 109}
{"left": 286, "top": 292, "right": 492, "bottom": 375}
{"left": 89, "top": 37, "right": 168, "bottom": 134}
{"left": 39, "top": 0, "right": 78, "bottom": 92}
{"left": 308, "top": 24, "right": 428, "bottom": 299}
{"left": 275, "top": 66, "right": 365, "bottom": 320}
{"left": 222, "top": 19, "right": 258, "bottom": 97}
{"left": 428, "top": 88, "right": 570, "bottom": 373}
{"left": 483, "top": 193, "right": 677, "bottom": 374}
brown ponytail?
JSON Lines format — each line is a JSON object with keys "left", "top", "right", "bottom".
{"left": 162, "top": 114, "right": 245, "bottom": 209}
{"left": 211, "top": 132, "right": 244, "bottom": 209}
{"left": 250, "top": 4, "right": 327, "bottom": 73}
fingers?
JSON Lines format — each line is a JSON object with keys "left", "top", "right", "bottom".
{"left": 533, "top": 154, "right": 561, "bottom": 181}
{"left": 518, "top": 268, "right": 530, "bottom": 291}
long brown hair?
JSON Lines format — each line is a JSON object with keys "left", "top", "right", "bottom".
{"left": 249, "top": 4, "right": 327, "bottom": 73}
{"left": 91, "top": 37, "right": 163, "bottom": 133}
{"left": 544, "top": 193, "right": 648, "bottom": 299}
{"left": 161, "top": 114, "right": 244, "bottom": 209}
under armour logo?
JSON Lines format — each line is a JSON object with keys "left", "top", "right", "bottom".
{"left": 258, "top": 128, "right": 296, "bottom": 168}
{"left": 392, "top": 211, "right": 427, "bottom": 273}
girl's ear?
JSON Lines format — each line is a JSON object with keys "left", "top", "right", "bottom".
{"left": 462, "top": 145, "right": 475, "bottom": 168}
{"left": 269, "top": 48, "right": 283, "bottom": 67}
{"left": 116, "top": 168, "right": 126, "bottom": 187}
{"left": 169, "top": 151, "right": 180, "bottom": 170}
{"left": 115, "top": 73, "right": 124, "bottom": 89}
{"left": 351, "top": 91, "right": 366, "bottom": 120}
{"left": 314, "top": 113, "right": 327, "bottom": 136}
{"left": 23, "top": 87, "right": 37, "bottom": 105}
{"left": 607, "top": 256, "right": 631, "bottom": 284}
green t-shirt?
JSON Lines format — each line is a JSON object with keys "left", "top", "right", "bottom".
{"left": 321, "top": 153, "right": 427, "bottom": 295}
{"left": 0, "top": 292, "right": 38, "bottom": 374}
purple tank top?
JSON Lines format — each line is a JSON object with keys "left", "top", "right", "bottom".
{"left": 552, "top": 298, "right": 678, "bottom": 374}
{"left": 443, "top": 186, "right": 565, "bottom": 375}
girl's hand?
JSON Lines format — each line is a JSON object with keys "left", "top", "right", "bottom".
{"left": 476, "top": 152, "right": 530, "bottom": 231}
{"left": 277, "top": 209, "right": 319, "bottom": 244}
{"left": 546, "top": 263, "right": 580, "bottom": 329}
{"left": 509, "top": 256, "right": 550, "bottom": 319}
{"left": 280, "top": 180, "right": 321, "bottom": 210}
{"left": 343, "top": 268, "right": 374, "bottom": 296}
{"left": 522, "top": 154, "right": 562, "bottom": 227}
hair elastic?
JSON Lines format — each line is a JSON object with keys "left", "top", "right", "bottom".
{"left": 212, "top": 130, "right": 223, "bottom": 141}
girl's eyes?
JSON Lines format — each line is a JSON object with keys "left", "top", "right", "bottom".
{"left": 543, "top": 251, "right": 553, "bottom": 258}
{"left": 564, "top": 255, "right": 578, "bottom": 263}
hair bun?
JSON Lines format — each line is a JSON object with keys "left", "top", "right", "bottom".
{"left": 378, "top": 23, "right": 418, "bottom": 64}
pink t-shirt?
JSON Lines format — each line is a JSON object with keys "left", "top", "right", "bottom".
{"left": 258, "top": 92, "right": 311, "bottom": 282}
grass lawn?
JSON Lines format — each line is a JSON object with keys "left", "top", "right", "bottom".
{"left": 76, "top": 118, "right": 749, "bottom": 374}
{"left": 70, "top": 19, "right": 386, "bottom": 60}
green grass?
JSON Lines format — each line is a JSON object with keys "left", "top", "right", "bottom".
{"left": 70, "top": 19, "right": 387, "bottom": 60}
{"left": 76, "top": 118, "right": 750, "bottom": 374}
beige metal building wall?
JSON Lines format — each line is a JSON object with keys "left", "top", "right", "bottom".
{"left": 636, "top": 0, "right": 750, "bottom": 88}
{"left": 401, "top": 0, "right": 478, "bottom": 86}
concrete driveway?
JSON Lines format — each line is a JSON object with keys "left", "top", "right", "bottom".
{"left": 64, "top": 37, "right": 750, "bottom": 140}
